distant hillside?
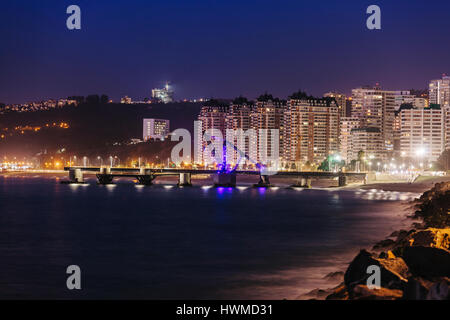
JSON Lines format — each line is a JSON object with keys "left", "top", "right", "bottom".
{"left": 0, "top": 102, "right": 202, "bottom": 160}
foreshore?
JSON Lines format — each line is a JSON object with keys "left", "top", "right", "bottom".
{"left": 303, "top": 177, "right": 450, "bottom": 300}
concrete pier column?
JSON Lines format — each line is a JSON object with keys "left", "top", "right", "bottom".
{"left": 214, "top": 172, "right": 236, "bottom": 187}
{"left": 338, "top": 174, "right": 347, "bottom": 187}
{"left": 253, "top": 175, "right": 272, "bottom": 188}
{"left": 69, "top": 168, "right": 84, "bottom": 183}
{"left": 96, "top": 167, "right": 114, "bottom": 185}
{"left": 178, "top": 173, "right": 192, "bottom": 187}
{"left": 100, "top": 167, "right": 111, "bottom": 174}
{"left": 305, "top": 178, "right": 312, "bottom": 188}
{"left": 300, "top": 178, "right": 306, "bottom": 187}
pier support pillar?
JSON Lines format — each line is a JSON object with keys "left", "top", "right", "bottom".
{"left": 253, "top": 175, "right": 272, "bottom": 188}
{"left": 178, "top": 173, "right": 192, "bottom": 187}
{"left": 214, "top": 172, "right": 236, "bottom": 187}
{"left": 69, "top": 168, "right": 84, "bottom": 183}
{"left": 137, "top": 168, "right": 154, "bottom": 186}
{"left": 305, "top": 178, "right": 312, "bottom": 188}
{"left": 96, "top": 167, "right": 113, "bottom": 185}
{"left": 338, "top": 174, "right": 347, "bottom": 187}
{"left": 290, "top": 176, "right": 311, "bottom": 188}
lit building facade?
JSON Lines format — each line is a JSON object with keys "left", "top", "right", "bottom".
{"left": 445, "top": 105, "right": 450, "bottom": 150}
{"left": 324, "top": 92, "right": 346, "bottom": 117}
{"left": 151, "top": 82, "right": 174, "bottom": 104}
{"left": 121, "top": 96, "right": 132, "bottom": 104}
{"left": 429, "top": 75, "right": 450, "bottom": 106}
{"left": 196, "top": 104, "right": 228, "bottom": 165}
{"left": 399, "top": 106, "right": 445, "bottom": 161}
{"left": 339, "top": 117, "right": 360, "bottom": 163}
{"left": 283, "top": 98, "right": 339, "bottom": 164}
{"left": 225, "top": 102, "right": 253, "bottom": 166}
{"left": 143, "top": 118, "right": 170, "bottom": 141}
{"left": 349, "top": 127, "right": 384, "bottom": 161}
{"left": 351, "top": 86, "right": 396, "bottom": 152}
{"left": 250, "top": 98, "right": 285, "bottom": 164}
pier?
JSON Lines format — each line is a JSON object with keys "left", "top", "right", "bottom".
{"left": 63, "top": 167, "right": 367, "bottom": 188}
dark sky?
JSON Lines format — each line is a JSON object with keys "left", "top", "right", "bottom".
{"left": 1, "top": 0, "right": 450, "bottom": 104}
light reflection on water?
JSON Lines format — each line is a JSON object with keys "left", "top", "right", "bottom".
{"left": 0, "top": 176, "right": 419, "bottom": 299}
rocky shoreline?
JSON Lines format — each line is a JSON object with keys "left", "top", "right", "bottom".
{"left": 306, "top": 181, "right": 450, "bottom": 300}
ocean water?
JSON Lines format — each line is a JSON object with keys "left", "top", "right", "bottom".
{"left": 0, "top": 175, "right": 419, "bottom": 299}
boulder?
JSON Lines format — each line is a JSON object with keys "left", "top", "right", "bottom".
{"left": 373, "top": 239, "right": 396, "bottom": 251}
{"left": 394, "top": 228, "right": 450, "bottom": 278}
{"left": 402, "top": 246, "right": 450, "bottom": 277}
{"left": 352, "top": 284, "right": 403, "bottom": 300}
{"left": 403, "top": 277, "right": 434, "bottom": 300}
{"left": 325, "top": 283, "right": 348, "bottom": 300}
{"left": 396, "top": 228, "right": 450, "bottom": 249}
{"left": 404, "top": 277, "right": 450, "bottom": 300}
{"left": 344, "top": 250, "right": 409, "bottom": 297}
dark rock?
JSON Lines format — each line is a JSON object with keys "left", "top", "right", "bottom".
{"left": 403, "top": 246, "right": 450, "bottom": 278}
{"left": 352, "top": 284, "right": 403, "bottom": 300}
{"left": 373, "top": 239, "right": 396, "bottom": 251}
{"left": 427, "top": 277, "right": 450, "bottom": 300}
{"left": 404, "top": 277, "right": 435, "bottom": 300}
{"left": 325, "top": 283, "right": 348, "bottom": 300}
{"left": 404, "top": 277, "right": 450, "bottom": 300}
{"left": 344, "top": 250, "right": 409, "bottom": 298}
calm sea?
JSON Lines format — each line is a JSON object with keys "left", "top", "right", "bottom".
{"left": 0, "top": 175, "right": 419, "bottom": 299}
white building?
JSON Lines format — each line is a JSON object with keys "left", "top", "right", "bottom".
{"left": 324, "top": 92, "right": 347, "bottom": 117}
{"left": 349, "top": 127, "right": 385, "bottom": 161}
{"left": 399, "top": 106, "right": 444, "bottom": 162}
{"left": 393, "top": 90, "right": 415, "bottom": 111}
{"left": 283, "top": 98, "right": 340, "bottom": 164}
{"left": 143, "top": 118, "right": 170, "bottom": 141}
{"left": 429, "top": 75, "right": 450, "bottom": 106}
{"left": 340, "top": 117, "right": 360, "bottom": 163}
{"left": 152, "top": 82, "right": 174, "bottom": 104}
{"left": 351, "top": 86, "right": 396, "bottom": 152}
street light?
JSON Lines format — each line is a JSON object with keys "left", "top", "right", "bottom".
{"left": 97, "top": 156, "right": 103, "bottom": 166}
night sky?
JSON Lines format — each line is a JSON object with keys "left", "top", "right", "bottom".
{"left": 1, "top": 0, "right": 450, "bottom": 104}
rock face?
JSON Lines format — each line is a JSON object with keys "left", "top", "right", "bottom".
{"left": 325, "top": 283, "right": 348, "bottom": 300}
{"left": 323, "top": 183, "right": 450, "bottom": 300}
{"left": 395, "top": 228, "right": 450, "bottom": 278}
{"left": 352, "top": 285, "right": 403, "bottom": 300}
{"left": 404, "top": 277, "right": 450, "bottom": 300}
{"left": 344, "top": 250, "right": 409, "bottom": 298}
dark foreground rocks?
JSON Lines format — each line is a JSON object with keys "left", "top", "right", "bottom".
{"left": 324, "top": 181, "right": 450, "bottom": 300}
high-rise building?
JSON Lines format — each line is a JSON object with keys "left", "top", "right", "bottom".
{"left": 413, "top": 97, "right": 429, "bottom": 109}
{"left": 196, "top": 104, "right": 228, "bottom": 165}
{"left": 399, "top": 105, "right": 444, "bottom": 162}
{"left": 151, "top": 82, "right": 174, "bottom": 104}
{"left": 393, "top": 90, "right": 415, "bottom": 111}
{"left": 349, "top": 127, "right": 384, "bottom": 161}
{"left": 429, "top": 75, "right": 450, "bottom": 106}
{"left": 445, "top": 105, "right": 450, "bottom": 151}
{"left": 283, "top": 97, "right": 339, "bottom": 164}
{"left": 339, "top": 117, "right": 360, "bottom": 163}
{"left": 250, "top": 97, "right": 285, "bottom": 164}
{"left": 324, "top": 92, "right": 346, "bottom": 117}
{"left": 225, "top": 101, "right": 253, "bottom": 166}
{"left": 351, "top": 86, "right": 396, "bottom": 152}
{"left": 143, "top": 118, "right": 170, "bottom": 141}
